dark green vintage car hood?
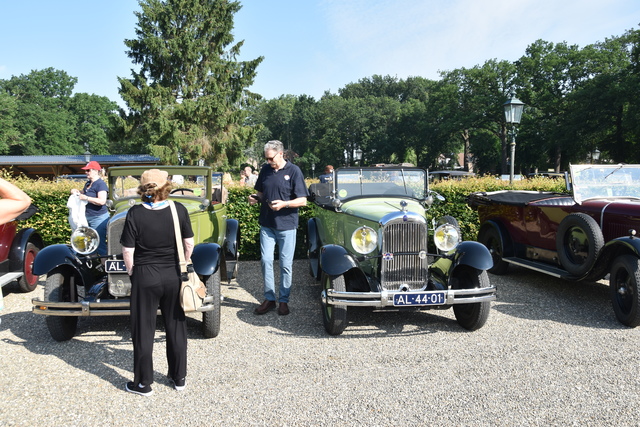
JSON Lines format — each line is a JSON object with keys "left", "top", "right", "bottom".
{"left": 339, "top": 198, "right": 426, "bottom": 221}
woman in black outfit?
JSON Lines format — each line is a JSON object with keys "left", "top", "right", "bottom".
{"left": 121, "top": 169, "right": 194, "bottom": 396}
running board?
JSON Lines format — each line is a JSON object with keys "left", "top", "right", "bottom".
{"left": 503, "top": 257, "right": 576, "bottom": 279}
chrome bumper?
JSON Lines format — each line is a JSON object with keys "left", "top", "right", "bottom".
{"left": 32, "top": 295, "right": 219, "bottom": 316}
{"left": 321, "top": 286, "right": 496, "bottom": 308}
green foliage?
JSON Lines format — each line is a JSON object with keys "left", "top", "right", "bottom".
{"left": 0, "top": 68, "right": 118, "bottom": 156}
{"left": 3, "top": 174, "right": 568, "bottom": 259}
{"left": 119, "top": 0, "right": 264, "bottom": 168}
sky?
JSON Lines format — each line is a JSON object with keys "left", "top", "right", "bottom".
{"left": 1, "top": 0, "right": 639, "bottom": 108}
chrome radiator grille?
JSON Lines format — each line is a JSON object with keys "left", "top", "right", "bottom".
{"left": 107, "top": 216, "right": 126, "bottom": 257}
{"left": 380, "top": 220, "right": 428, "bottom": 291}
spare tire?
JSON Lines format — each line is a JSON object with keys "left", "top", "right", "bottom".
{"left": 556, "top": 213, "right": 604, "bottom": 276}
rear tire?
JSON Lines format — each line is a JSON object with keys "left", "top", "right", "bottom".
{"left": 44, "top": 268, "right": 78, "bottom": 341}
{"left": 18, "top": 242, "right": 40, "bottom": 293}
{"left": 321, "top": 272, "right": 347, "bottom": 335}
{"left": 451, "top": 266, "right": 491, "bottom": 331}
{"left": 202, "top": 268, "right": 221, "bottom": 338}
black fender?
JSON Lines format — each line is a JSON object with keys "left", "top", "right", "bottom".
{"left": 319, "top": 244, "right": 359, "bottom": 277}
{"left": 32, "top": 244, "right": 101, "bottom": 287}
{"left": 429, "top": 241, "right": 493, "bottom": 288}
{"left": 478, "top": 220, "right": 514, "bottom": 257}
{"left": 453, "top": 241, "right": 494, "bottom": 271}
{"left": 307, "top": 218, "right": 321, "bottom": 279}
{"left": 587, "top": 236, "right": 640, "bottom": 281}
{"left": 223, "top": 218, "right": 240, "bottom": 260}
{"left": 191, "top": 243, "right": 221, "bottom": 276}
{"left": 10, "top": 228, "right": 44, "bottom": 271}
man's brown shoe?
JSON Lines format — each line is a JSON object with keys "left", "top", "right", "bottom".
{"left": 277, "top": 302, "right": 290, "bottom": 316}
{"left": 254, "top": 300, "right": 276, "bottom": 315}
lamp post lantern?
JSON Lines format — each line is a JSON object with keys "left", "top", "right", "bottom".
{"left": 503, "top": 94, "right": 525, "bottom": 185}
{"left": 592, "top": 148, "right": 601, "bottom": 164}
{"left": 354, "top": 148, "right": 363, "bottom": 166}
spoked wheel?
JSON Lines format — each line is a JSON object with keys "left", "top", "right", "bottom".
{"left": 44, "top": 268, "right": 78, "bottom": 341}
{"left": 202, "top": 268, "right": 221, "bottom": 338}
{"left": 609, "top": 255, "right": 640, "bottom": 327}
{"left": 320, "top": 271, "right": 347, "bottom": 335}
{"left": 478, "top": 226, "right": 509, "bottom": 275}
{"left": 18, "top": 242, "right": 41, "bottom": 293}
{"left": 451, "top": 266, "right": 491, "bottom": 331}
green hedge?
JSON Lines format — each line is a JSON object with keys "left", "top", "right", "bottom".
{"left": 9, "top": 175, "right": 566, "bottom": 260}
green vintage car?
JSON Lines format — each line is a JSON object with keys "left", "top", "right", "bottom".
{"left": 307, "top": 166, "right": 496, "bottom": 335}
{"left": 32, "top": 166, "right": 240, "bottom": 341}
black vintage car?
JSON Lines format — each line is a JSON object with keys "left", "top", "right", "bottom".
{"left": 468, "top": 163, "right": 640, "bottom": 327}
{"left": 32, "top": 166, "right": 240, "bottom": 341}
{"left": 307, "top": 166, "right": 496, "bottom": 335}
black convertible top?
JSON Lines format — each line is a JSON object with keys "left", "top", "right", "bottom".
{"left": 467, "top": 190, "right": 572, "bottom": 208}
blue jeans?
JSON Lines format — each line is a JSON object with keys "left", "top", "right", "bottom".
{"left": 260, "top": 226, "right": 296, "bottom": 303}
{"left": 86, "top": 212, "right": 109, "bottom": 256}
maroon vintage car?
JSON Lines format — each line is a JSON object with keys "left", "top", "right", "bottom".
{"left": 0, "top": 205, "right": 43, "bottom": 293}
{"left": 468, "top": 164, "right": 640, "bottom": 327}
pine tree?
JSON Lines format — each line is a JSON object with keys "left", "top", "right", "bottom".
{"left": 118, "top": 0, "right": 263, "bottom": 167}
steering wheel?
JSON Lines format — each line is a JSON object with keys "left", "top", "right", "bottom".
{"left": 170, "top": 188, "right": 195, "bottom": 195}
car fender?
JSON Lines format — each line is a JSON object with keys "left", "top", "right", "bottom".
{"left": 33, "top": 244, "right": 83, "bottom": 276}
{"left": 32, "top": 244, "right": 100, "bottom": 286}
{"left": 10, "top": 228, "right": 44, "bottom": 271}
{"left": 224, "top": 218, "right": 240, "bottom": 260}
{"left": 319, "top": 244, "right": 359, "bottom": 276}
{"left": 453, "top": 241, "right": 494, "bottom": 271}
{"left": 307, "top": 218, "right": 321, "bottom": 279}
{"left": 478, "top": 220, "right": 514, "bottom": 257}
{"left": 191, "top": 242, "right": 221, "bottom": 276}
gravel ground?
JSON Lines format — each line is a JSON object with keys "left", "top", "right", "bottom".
{"left": 1, "top": 260, "right": 639, "bottom": 426}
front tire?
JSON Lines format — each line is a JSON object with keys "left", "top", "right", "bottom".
{"left": 202, "top": 268, "right": 221, "bottom": 338}
{"left": 609, "top": 255, "right": 640, "bottom": 327}
{"left": 18, "top": 242, "right": 40, "bottom": 293}
{"left": 44, "top": 268, "right": 78, "bottom": 341}
{"left": 321, "top": 272, "right": 347, "bottom": 335}
{"left": 451, "top": 266, "right": 491, "bottom": 331}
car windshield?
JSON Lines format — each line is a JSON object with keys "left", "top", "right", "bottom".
{"left": 571, "top": 164, "right": 640, "bottom": 203}
{"left": 334, "top": 168, "right": 427, "bottom": 200}
{"left": 110, "top": 172, "right": 222, "bottom": 201}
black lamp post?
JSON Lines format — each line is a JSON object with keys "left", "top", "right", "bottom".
{"left": 503, "top": 94, "right": 525, "bottom": 185}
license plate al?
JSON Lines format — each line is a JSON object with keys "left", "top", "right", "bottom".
{"left": 105, "top": 260, "right": 127, "bottom": 273}
{"left": 393, "top": 291, "right": 446, "bottom": 306}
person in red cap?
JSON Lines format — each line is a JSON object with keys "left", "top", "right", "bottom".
{"left": 71, "top": 161, "right": 109, "bottom": 256}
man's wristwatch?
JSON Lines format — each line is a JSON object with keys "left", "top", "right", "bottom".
{"left": 286, "top": 202, "right": 290, "bottom": 208}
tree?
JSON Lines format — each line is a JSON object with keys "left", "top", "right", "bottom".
{"left": 118, "top": 0, "right": 263, "bottom": 167}
{"left": 1, "top": 68, "right": 78, "bottom": 155}
{"left": 0, "top": 91, "right": 19, "bottom": 154}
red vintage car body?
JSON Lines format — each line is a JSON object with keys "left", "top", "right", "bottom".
{"left": 468, "top": 164, "right": 640, "bottom": 327}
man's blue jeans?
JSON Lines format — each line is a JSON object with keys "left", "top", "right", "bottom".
{"left": 260, "top": 226, "right": 296, "bottom": 303}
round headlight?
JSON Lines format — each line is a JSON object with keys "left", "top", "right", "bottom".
{"left": 351, "top": 226, "right": 378, "bottom": 254}
{"left": 70, "top": 226, "right": 100, "bottom": 255}
{"left": 434, "top": 223, "right": 460, "bottom": 252}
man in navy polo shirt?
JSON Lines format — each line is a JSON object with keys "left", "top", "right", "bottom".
{"left": 248, "top": 140, "right": 309, "bottom": 316}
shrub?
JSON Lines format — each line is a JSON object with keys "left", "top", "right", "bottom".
{"left": 7, "top": 173, "right": 567, "bottom": 260}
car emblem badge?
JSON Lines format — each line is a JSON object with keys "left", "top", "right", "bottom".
{"left": 403, "top": 215, "right": 408, "bottom": 221}
{"left": 383, "top": 252, "right": 394, "bottom": 261}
